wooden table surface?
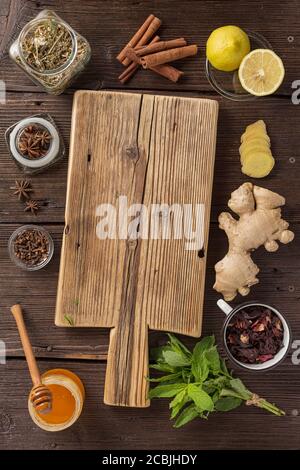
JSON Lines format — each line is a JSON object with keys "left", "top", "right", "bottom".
{"left": 0, "top": 0, "right": 299, "bottom": 450}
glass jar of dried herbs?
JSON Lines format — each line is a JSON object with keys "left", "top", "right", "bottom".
{"left": 5, "top": 113, "right": 65, "bottom": 174}
{"left": 9, "top": 10, "right": 91, "bottom": 95}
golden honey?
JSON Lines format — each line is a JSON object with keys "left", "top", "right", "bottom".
{"left": 28, "top": 368, "right": 85, "bottom": 431}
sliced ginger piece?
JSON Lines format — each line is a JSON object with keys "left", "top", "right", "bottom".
{"left": 239, "top": 120, "right": 274, "bottom": 177}
{"left": 241, "top": 128, "right": 270, "bottom": 144}
{"left": 240, "top": 136, "right": 270, "bottom": 150}
{"left": 241, "top": 148, "right": 272, "bottom": 165}
{"left": 245, "top": 120, "right": 266, "bottom": 133}
{"left": 242, "top": 120, "right": 268, "bottom": 143}
{"left": 242, "top": 152, "right": 275, "bottom": 178}
{"left": 240, "top": 139, "right": 272, "bottom": 164}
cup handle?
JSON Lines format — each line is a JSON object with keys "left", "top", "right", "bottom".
{"left": 217, "top": 299, "right": 233, "bottom": 316}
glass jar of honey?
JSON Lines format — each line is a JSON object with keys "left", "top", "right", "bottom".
{"left": 28, "top": 369, "right": 85, "bottom": 431}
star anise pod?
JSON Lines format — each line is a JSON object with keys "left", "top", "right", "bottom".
{"left": 17, "top": 125, "right": 51, "bottom": 159}
{"left": 24, "top": 199, "right": 39, "bottom": 215}
{"left": 37, "top": 130, "right": 51, "bottom": 148}
{"left": 18, "top": 139, "right": 41, "bottom": 159}
{"left": 10, "top": 180, "right": 33, "bottom": 200}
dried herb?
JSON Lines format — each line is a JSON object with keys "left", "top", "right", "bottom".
{"left": 21, "top": 19, "right": 73, "bottom": 72}
{"left": 31, "top": 37, "right": 89, "bottom": 91}
{"left": 64, "top": 314, "right": 74, "bottom": 326}
{"left": 10, "top": 12, "right": 91, "bottom": 95}
{"left": 149, "top": 334, "right": 284, "bottom": 428}
{"left": 18, "top": 125, "right": 52, "bottom": 160}
{"left": 226, "top": 306, "right": 284, "bottom": 364}
{"left": 10, "top": 180, "right": 33, "bottom": 200}
{"left": 13, "top": 228, "right": 50, "bottom": 267}
{"left": 24, "top": 200, "right": 39, "bottom": 215}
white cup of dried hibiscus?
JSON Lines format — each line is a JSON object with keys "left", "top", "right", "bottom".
{"left": 217, "top": 300, "right": 291, "bottom": 371}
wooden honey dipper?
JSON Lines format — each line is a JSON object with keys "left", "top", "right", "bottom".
{"left": 11, "top": 304, "right": 52, "bottom": 414}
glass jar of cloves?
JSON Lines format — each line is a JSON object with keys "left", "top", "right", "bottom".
{"left": 5, "top": 113, "right": 65, "bottom": 174}
{"left": 9, "top": 10, "right": 91, "bottom": 95}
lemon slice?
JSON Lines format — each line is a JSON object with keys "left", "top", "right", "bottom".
{"left": 238, "top": 49, "right": 285, "bottom": 96}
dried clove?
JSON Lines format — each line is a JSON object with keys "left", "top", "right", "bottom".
{"left": 13, "top": 228, "right": 50, "bottom": 267}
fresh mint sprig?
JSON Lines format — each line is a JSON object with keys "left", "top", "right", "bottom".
{"left": 149, "top": 334, "right": 284, "bottom": 428}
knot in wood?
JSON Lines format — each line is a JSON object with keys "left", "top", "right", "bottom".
{"left": 128, "top": 239, "right": 138, "bottom": 250}
{"left": 0, "top": 410, "right": 13, "bottom": 433}
{"left": 125, "top": 146, "right": 139, "bottom": 161}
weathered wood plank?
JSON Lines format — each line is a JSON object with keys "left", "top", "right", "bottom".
{"left": 0, "top": 224, "right": 110, "bottom": 359}
{"left": 0, "top": 0, "right": 298, "bottom": 94}
{"left": 0, "top": 358, "right": 300, "bottom": 450}
{"left": 1, "top": 220, "right": 299, "bottom": 360}
{"left": 0, "top": 92, "right": 299, "bottom": 224}
{"left": 55, "top": 91, "right": 218, "bottom": 407}
{"left": 0, "top": 0, "right": 299, "bottom": 450}
{"left": 0, "top": 93, "right": 72, "bottom": 224}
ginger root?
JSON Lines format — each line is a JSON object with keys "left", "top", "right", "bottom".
{"left": 214, "top": 182, "right": 294, "bottom": 301}
{"left": 239, "top": 120, "right": 275, "bottom": 178}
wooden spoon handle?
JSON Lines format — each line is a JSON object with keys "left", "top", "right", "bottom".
{"left": 10, "top": 304, "right": 41, "bottom": 387}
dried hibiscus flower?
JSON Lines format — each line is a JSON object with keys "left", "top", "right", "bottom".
{"left": 226, "top": 306, "right": 284, "bottom": 365}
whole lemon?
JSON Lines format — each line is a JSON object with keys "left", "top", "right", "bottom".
{"left": 206, "top": 25, "right": 250, "bottom": 72}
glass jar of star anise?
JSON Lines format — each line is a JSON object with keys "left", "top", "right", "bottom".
{"left": 5, "top": 114, "right": 65, "bottom": 174}
{"left": 9, "top": 10, "right": 91, "bottom": 95}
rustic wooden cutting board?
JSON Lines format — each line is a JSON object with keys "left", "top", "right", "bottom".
{"left": 56, "top": 91, "right": 218, "bottom": 407}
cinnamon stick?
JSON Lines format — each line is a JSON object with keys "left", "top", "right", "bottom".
{"left": 141, "top": 44, "right": 198, "bottom": 69}
{"left": 121, "top": 38, "right": 184, "bottom": 83}
{"left": 119, "top": 35, "right": 160, "bottom": 84}
{"left": 116, "top": 14, "right": 155, "bottom": 64}
{"left": 123, "top": 16, "right": 162, "bottom": 66}
{"left": 134, "top": 38, "right": 187, "bottom": 57}
{"left": 150, "top": 64, "right": 184, "bottom": 83}
{"left": 119, "top": 62, "right": 139, "bottom": 84}
{"left": 119, "top": 57, "right": 183, "bottom": 84}
{"left": 125, "top": 48, "right": 142, "bottom": 65}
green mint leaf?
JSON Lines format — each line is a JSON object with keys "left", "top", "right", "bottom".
{"left": 148, "top": 372, "right": 182, "bottom": 383}
{"left": 212, "top": 390, "right": 220, "bottom": 403}
{"left": 187, "top": 383, "right": 214, "bottom": 412}
{"left": 219, "top": 388, "right": 244, "bottom": 400}
{"left": 204, "top": 346, "right": 221, "bottom": 373}
{"left": 174, "top": 404, "right": 199, "bottom": 428}
{"left": 170, "top": 394, "right": 190, "bottom": 419}
{"left": 205, "top": 375, "right": 229, "bottom": 389}
{"left": 202, "top": 382, "right": 217, "bottom": 395}
{"left": 150, "top": 345, "right": 172, "bottom": 362}
{"left": 149, "top": 363, "right": 175, "bottom": 373}
{"left": 162, "top": 350, "right": 191, "bottom": 368}
{"left": 167, "top": 334, "right": 192, "bottom": 358}
{"left": 215, "top": 397, "right": 242, "bottom": 412}
{"left": 220, "top": 357, "right": 231, "bottom": 376}
{"left": 192, "top": 336, "right": 215, "bottom": 359}
{"left": 191, "top": 355, "right": 209, "bottom": 382}
{"left": 149, "top": 383, "right": 186, "bottom": 399}
{"left": 229, "top": 378, "right": 251, "bottom": 400}
{"left": 182, "top": 369, "right": 192, "bottom": 383}
{"left": 169, "top": 388, "right": 187, "bottom": 409}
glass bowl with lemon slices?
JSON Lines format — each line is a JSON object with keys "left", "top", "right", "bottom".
{"left": 205, "top": 28, "right": 284, "bottom": 101}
